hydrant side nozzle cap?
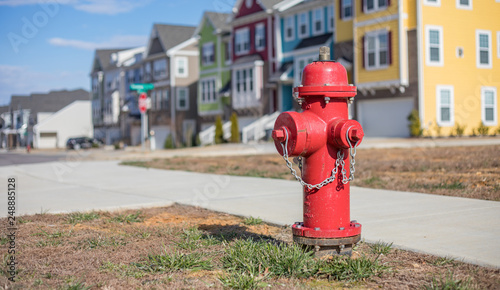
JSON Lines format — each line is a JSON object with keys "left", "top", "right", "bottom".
{"left": 319, "top": 46, "right": 330, "bottom": 61}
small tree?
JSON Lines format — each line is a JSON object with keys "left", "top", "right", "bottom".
{"left": 164, "top": 134, "right": 174, "bottom": 149}
{"left": 214, "top": 115, "right": 224, "bottom": 144}
{"left": 453, "top": 123, "right": 466, "bottom": 137}
{"left": 477, "top": 122, "right": 490, "bottom": 136}
{"left": 230, "top": 112, "right": 240, "bottom": 143}
{"left": 407, "top": 109, "right": 423, "bottom": 137}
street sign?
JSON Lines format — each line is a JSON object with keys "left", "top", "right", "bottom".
{"left": 139, "top": 93, "right": 147, "bottom": 113}
{"left": 130, "top": 83, "right": 154, "bottom": 91}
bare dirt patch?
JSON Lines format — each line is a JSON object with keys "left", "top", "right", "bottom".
{"left": 2, "top": 205, "right": 498, "bottom": 289}
{"left": 123, "top": 145, "right": 500, "bottom": 201}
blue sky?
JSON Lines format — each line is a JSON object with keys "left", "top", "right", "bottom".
{"left": 0, "top": 0, "right": 236, "bottom": 106}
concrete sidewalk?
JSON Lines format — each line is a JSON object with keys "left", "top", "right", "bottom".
{"left": 0, "top": 160, "right": 499, "bottom": 269}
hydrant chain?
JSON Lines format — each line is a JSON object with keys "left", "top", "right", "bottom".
{"left": 341, "top": 126, "right": 360, "bottom": 184}
{"left": 280, "top": 129, "right": 341, "bottom": 190}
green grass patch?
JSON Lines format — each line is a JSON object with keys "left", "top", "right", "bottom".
{"left": 424, "top": 271, "right": 471, "bottom": 290}
{"left": 120, "top": 161, "right": 150, "bottom": 168}
{"left": 110, "top": 211, "right": 143, "bottom": 224}
{"left": 243, "top": 216, "right": 263, "bottom": 225}
{"left": 218, "top": 271, "right": 266, "bottom": 289}
{"left": 134, "top": 249, "right": 213, "bottom": 273}
{"left": 100, "top": 261, "right": 147, "bottom": 279}
{"left": 66, "top": 212, "right": 100, "bottom": 224}
{"left": 411, "top": 181, "right": 466, "bottom": 191}
{"left": 316, "top": 255, "right": 387, "bottom": 282}
{"left": 369, "top": 241, "right": 393, "bottom": 256}
{"left": 362, "top": 176, "right": 385, "bottom": 186}
{"left": 429, "top": 256, "right": 457, "bottom": 267}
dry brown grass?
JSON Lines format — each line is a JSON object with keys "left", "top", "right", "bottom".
{"left": 1, "top": 205, "right": 499, "bottom": 289}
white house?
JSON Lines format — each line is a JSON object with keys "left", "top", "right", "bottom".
{"left": 33, "top": 101, "right": 93, "bottom": 149}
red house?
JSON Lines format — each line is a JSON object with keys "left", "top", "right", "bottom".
{"left": 230, "top": 0, "right": 283, "bottom": 125}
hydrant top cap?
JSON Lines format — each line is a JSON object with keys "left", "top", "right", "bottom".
{"left": 301, "top": 61, "right": 349, "bottom": 87}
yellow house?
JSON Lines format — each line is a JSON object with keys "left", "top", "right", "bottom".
{"left": 332, "top": 0, "right": 499, "bottom": 137}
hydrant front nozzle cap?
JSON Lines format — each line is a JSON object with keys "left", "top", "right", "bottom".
{"left": 319, "top": 46, "right": 330, "bottom": 61}
{"left": 272, "top": 128, "right": 286, "bottom": 142}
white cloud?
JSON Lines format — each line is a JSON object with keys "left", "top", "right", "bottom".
{"left": 48, "top": 35, "right": 148, "bottom": 50}
{"left": 0, "top": 65, "right": 87, "bottom": 105}
{"left": 0, "top": 0, "right": 150, "bottom": 15}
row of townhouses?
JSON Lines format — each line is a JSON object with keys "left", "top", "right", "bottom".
{"left": 91, "top": 0, "right": 500, "bottom": 148}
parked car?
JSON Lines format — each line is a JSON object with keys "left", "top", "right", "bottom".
{"left": 66, "top": 137, "right": 102, "bottom": 150}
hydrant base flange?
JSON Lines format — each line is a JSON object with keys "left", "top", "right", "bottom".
{"left": 293, "top": 234, "right": 361, "bottom": 257}
{"left": 292, "top": 222, "right": 362, "bottom": 239}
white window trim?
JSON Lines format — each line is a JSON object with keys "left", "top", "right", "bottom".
{"left": 436, "top": 85, "right": 454, "bottom": 127}
{"left": 176, "top": 87, "right": 189, "bottom": 111}
{"left": 298, "top": 12, "right": 309, "bottom": 39}
{"left": 476, "top": 30, "right": 492, "bottom": 69}
{"left": 498, "top": 31, "right": 500, "bottom": 58}
{"left": 284, "top": 15, "right": 295, "bottom": 42}
{"left": 423, "top": 0, "right": 440, "bottom": 6}
{"left": 481, "top": 86, "right": 498, "bottom": 126}
{"left": 425, "top": 25, "right": 444, "bottom": 67}
{"left": 235, "top": 27, "right": 250, "bottom": 56}
{"left": 312, "top": 7, "right": 324, "bottom": 36}
{"left": 327, "top": 5, "right": 335, "bottom": 32}
{"left": 175, "top": 56, "right": 188, "bottom": 78}
{"left": 202, "top": 42, "right": 215, "bottom": 66}
{"left": 364, "top": 29, "right": 390, "bottom": 70}
{"left": 364, "top": 0, "right": 388, "bottom": 14}
{"left": 255, "top": 23, "right": 265, "bottom": 51}
{"left": 341, "top": 0, "right": 352, "bottom": 20}
{"left": 456, "top": 0, "right": 472, "bottom": 10}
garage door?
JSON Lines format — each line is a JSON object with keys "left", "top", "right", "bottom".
{"left": 357, "top": 98, "right": 414, "bottom": 138}
{"left": 38, "top": 132, "right": 57, "bottom": 149}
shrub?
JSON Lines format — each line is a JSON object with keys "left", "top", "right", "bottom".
{"left": 476, "top": 122, "right": 490, "bottom": 136}
{"left": 452, "top": 123, "right": 466, "bottom": 137}
{"left": 230, "top": 112, "right": 240, "bottom": 143}
{"left": 163, "top": 134, "right": 174, "bottom": 149}
{"left": 214, "top": 116, "right": 224, "bottom": 144}
{"left": 496, "top": 126, "right": 500, "bottom": 136}
{"left": 407, "top": 110, "right": 423, "bottom": 137}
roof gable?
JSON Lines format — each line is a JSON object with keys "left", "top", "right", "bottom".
{"left": 146, "top": 24, "right": 196, "bottom": 58}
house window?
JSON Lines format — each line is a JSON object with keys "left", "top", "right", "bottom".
{"left": 425, "top": 25, "right": 443, "bottom": 66}
{"left": 364, "top": 0, "right": 388, "bottom": 13}
{"left": 456, "top": 0, "right": 472, "bottom": 9}
{"left": 201, "top": 78, "right": 217, "bottom": 104}
{"left": 298, "top": 12, "right": 309, "bottom": 39}
{"left": 176, "top": 87, "right": 189, "bottom": 110}
{"left": 202, "top": 42, "right": 215, "bottom": 66}
{"left": 481, "top": 87, "right": 497, "bottom": 126}
{"left": 476, "top": 30, "right": 492, "bottom": 68}
{"left": 284, "top": 15, "right": 295, "bottom": 41}
{"left": 153, "top": 59, "right": 167, "bottom": 78}
{"left": 327, "top": 5, "right": 334, "bottom": 32}
{"left": 175, "top": 57, "right": 188, "bottom": 77}
{"left": 151, "top": 90, "right": 157, "bottom": 110}
{"left": 295, "top": 55, "right": 316, "bottom": 85}
{"left": 224, "top": 41, "right": 231, "bottom": 64}
{"left": 255, "top": 23, "right": 266, "bottom": 51}
{"left": 424, "top": 0, "right": 440, "bottom": 6}
{"left": 236, "top": 70, "right": 241, "bottom": 93}
{"left": 313, "top": 8, "right": 324, "bottom": 35}
{"left": 235, "top": 28, "right": 250, "bottom": 55}
{"left": 144, "top": 63, "right": 151, "bottom": 81}
{"left": 249, "top": 68, "right": 253, "bottom": 91}
{"left": 341, "top": 0, "right": 352, "bottom": 19}
{"left": 436, "top": 85, "right": 454, "bottom": 126}
{"left": 162, "top": 89, "right": 169, "bottom": 109}
{"left": 364, "top": 30, "right": 390, "bottom": 69}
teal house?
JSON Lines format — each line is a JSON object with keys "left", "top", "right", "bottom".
{"left": 194, "top": 11, "right": 232, "bottom": 130}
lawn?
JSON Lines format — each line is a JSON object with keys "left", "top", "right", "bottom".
{"left": 122, "top": 145, "right": 500, "bottom": 201}
{"left": 1, "top": 205, "right": 499, "bottom": 289}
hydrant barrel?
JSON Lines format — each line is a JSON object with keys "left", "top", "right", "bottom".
{"left": 272, "top": 46, "right": 364, "bottom": 256}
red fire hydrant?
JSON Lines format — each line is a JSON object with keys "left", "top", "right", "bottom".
{"left": 272, "top": 47, "right": 364, "bottom": 256}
